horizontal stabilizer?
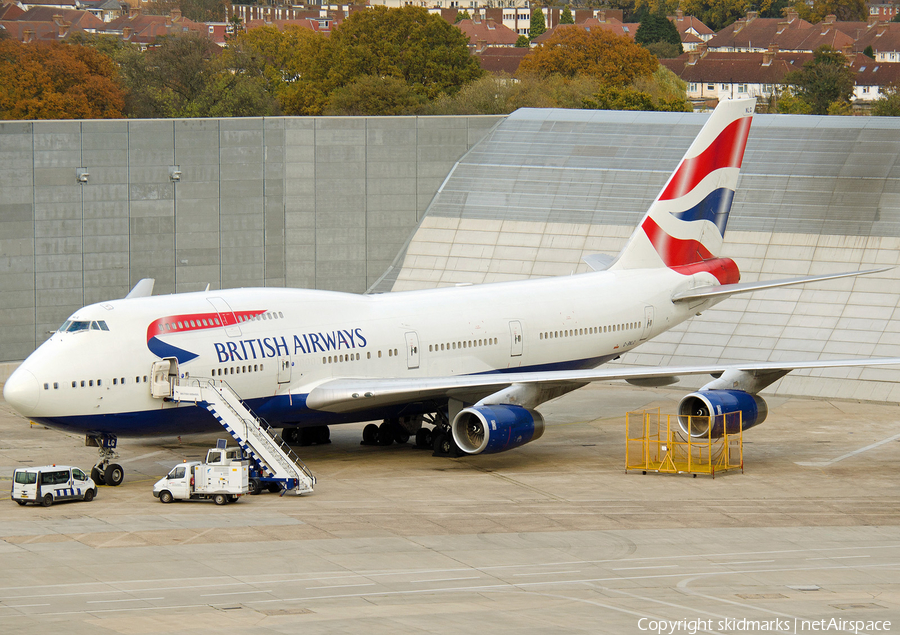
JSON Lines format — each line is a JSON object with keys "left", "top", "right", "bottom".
{"left": 671, "top": 267, "right": 892, "bottom": 302}
{"left": 125, "top": 278, "right": 155, "bottom": 299}
{"left": 582, "top": 253, "right": 615, "bottom": 271}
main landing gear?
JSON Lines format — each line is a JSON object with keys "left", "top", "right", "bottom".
{"left": 86, "top": 434, "right": 125, "bottom": 486}
{"left": 361, "top": 413, "right": 461, "bottom": 457}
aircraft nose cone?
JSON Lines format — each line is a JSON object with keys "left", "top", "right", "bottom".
{"left": 3, "top": 368, "right": 40, "bottom": 416}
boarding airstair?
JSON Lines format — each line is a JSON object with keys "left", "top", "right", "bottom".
{"left": 171, "top": 379, "right": 315, "bottom": 495}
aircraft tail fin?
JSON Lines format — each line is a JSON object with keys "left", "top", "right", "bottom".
{"left": 610, "top": 98, "right": 755, "bottom": 279}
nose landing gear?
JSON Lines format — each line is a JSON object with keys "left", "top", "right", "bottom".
{"left": 86, "top": 434, "right": 125, "bottom": 486}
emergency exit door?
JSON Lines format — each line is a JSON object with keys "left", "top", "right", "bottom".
{"left": 405, "top": 331, "right": 420, "bottom": 369}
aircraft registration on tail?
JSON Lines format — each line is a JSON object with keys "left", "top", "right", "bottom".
{"left": 5, "top": 98, "right": 898, "bottom": 485}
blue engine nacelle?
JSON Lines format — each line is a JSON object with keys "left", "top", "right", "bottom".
{"left": 677, "top": 390, "right": 768, "bottom": 438}
{"left": 451, "top": 405, "right": 545, "bottom": 455}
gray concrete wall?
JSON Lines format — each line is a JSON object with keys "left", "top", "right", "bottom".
{"left": 0, "top": 115, "right": 503, "bottom": 362}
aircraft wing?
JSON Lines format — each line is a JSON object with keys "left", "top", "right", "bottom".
{"left": 304, "top": 357, "right": 900, "bottom": 414}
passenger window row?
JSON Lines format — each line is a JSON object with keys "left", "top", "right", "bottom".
{"left": 46, "top": 376, "right": 148, "bottom": 391}
{"left": 429, "top": 338, "right": 497, "bottom": 353}
{"left": 323, "top": 353, "right": 361, "bottom": 364}
{"left": 539, "top": 322, "right": 641, "bottom": 340}
{"left": 236, "top": 311, "right": 284, "bottom": 323}
{"left": 213, "top": 364, "right": 264, "bottom": 376}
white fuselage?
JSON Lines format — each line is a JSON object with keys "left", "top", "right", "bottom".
{"left": 6, "top": 266, "right": 719, "bottom": 437}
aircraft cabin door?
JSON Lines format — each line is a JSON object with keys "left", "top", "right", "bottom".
{"left": 640, "top": 306, "right": 654, "bottom": 341}
{"left": 150, "top": 358, "right": 177, "bottom": 398}
{"left": 277, "top": 356, "right": 292, "bottom": 384}
{"left": 207, "top": 297, "right": 242, "bottom": 338}
{"left": 509, "top": 320, "right": 523, "bottom": 357}
{"left": 405, "top": 331, "right": 420, "bottom": 369}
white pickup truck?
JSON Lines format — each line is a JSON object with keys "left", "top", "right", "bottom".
{"left": 153, "top": 447, "right": 249, "bottom": 505}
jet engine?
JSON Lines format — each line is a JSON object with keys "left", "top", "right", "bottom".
{"left": 676, "top": 390, "right": 768, "bottom": 438}
{"left": 451, "top": 405, "right": 545, "bottom": 455}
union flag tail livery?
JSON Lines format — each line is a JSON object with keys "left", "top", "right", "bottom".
{"left": 612, "top": 98, "right": 756, "bottom": 281}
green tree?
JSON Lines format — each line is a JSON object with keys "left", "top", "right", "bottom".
{"left": 529, "top": 8, "right": 546, "bottom": 39}
{"left": 324, "top": 75, "right": 426, "bottom": 115}
{"left": 783, "top": 45, "right": 853, "bottom": 115}
{"left": 121, "top": 32, "right": 278, "bottom": 117}
{"left": 515, "top": 34, "right": 531, "bottom": 47}
{"left": 455, "top": 9, "right": 470, "bottom": 23}
{"left": 864, "top": 45, "right": 875, "bottom": 58}
{"left": 560, "top": 5, "right": 575, "bottom": 24}
{"left": 872, "top": 82, "right": 900, "bottom": 116}
{"left": 894, "top": 12, "right": 900, "bottom": 22}
{"left": 802, "top": 0, "right": 867, "bottom": 22}
{"left": 180, "top": 0, "right": 227, "bottom": 22}
{"left": 678, "top": 0, "right": 784, "bottom": 31}
{"left": 327, "top": 6, "right": 483, "bottom": 101}
{"left": 635, "top": 13, "right": 682, "bottom": 52}
{"left": 643, "top": 40, "right": 682, "bottom": 58}
{"left": 519, "top": 27, "right": 658, "bottom": 85}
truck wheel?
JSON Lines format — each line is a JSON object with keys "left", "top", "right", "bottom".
{"left": 41, "top": 494, "right": 53, "bottom": 507}
{"left": 248, "top": 479, "right": 261, "bottom": 495}
{"left": 16, "top": 500, "right": 27, "bottom": 506}
{"left": 104, "top": 464, "right": 124, "bottom": 487}
{"left": 159, "top": 490, "right": 174, "bottom": 504}
{"left": 228, "top": 495, "right": 239, "bottom": 503}
{"left": 266, "top": 483, "right": 282, "bottom": 494}
{"left": 83, "top": 489, "right": 94, "bottom": 502}
{"left": 214, "top": 494, "right": 227, "bottom": 505}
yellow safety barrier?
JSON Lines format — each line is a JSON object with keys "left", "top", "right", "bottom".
{"left": 625, "top": 409, "right": 743, "bottom": 478}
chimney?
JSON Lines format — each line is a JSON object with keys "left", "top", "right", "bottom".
{"left": 823, "top": 13, "right": 835, "bottom": 24}
{"left": 786, "top": 9, "right": 798, "bottom": 22}
{"left": 23, "top": 27, "right": 33, "bottom": 42}
{"left": 746, "top": 10, "right": 758, "bottom": 21}
{"left": 123, "top": 25, "right": 132, "bottom": 38}
{"left": 687, "top": 49, "right": 700, "bottom": 64}
{"left": 868, "top": 15, "right": 881, "bottom": 26}
{"left": 57, "top": 19, "right": 69, "bottom": 37}
{"left": 676, "top": 8, "right": 683, "bottom": 21}
{"left": 878, "top": 22, "right": 888, "bottom": 36}
{"left": 171, "top": 8, "right": 181, "bottom": 20}
{"left": 842, "top": 44, "right": 854, "bottom": 58}
{"left": 129, "top": 5, "right": 140, "bottom": 17}
{"left": 733, "top": 17, "right": 745, "bottom": 34}
{"left": 598, "top": 10, "right": 605, "bottom": 22}
{"left": 762, "top": 44, "right": 777, "bottom": 66}
{"left": 165, "top": 13, "right": 171, "bottom": 25}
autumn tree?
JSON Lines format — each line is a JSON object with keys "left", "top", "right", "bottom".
{"left": 678, "top": 0, "right": 784, "bottom": 31}
{"left": 798, "top": 0, "right": 867, "bottom": 23}
{"left": 529, "top": 8, "right": 546, "bottom": 39}
{"left": 783, "top": 45, "right": 854, "bottom": 114}
{"left": 519, "top": 27, "right": 658, "bottom": 86}
{"left": 0, "top": 39, "right": 125, "bottom": 119}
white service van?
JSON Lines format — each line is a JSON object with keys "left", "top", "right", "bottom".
{"left": 12, "top": 465, "right": 98, "bottom": 506}
{"left": 153, "top": 446, "right": 249, "bottom": 505}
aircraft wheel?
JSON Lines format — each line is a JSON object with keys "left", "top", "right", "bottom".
{"left": 415, "top": 428, "right": 429, "bottom": 448}
{"left": 83, "top": 489, "right": 95, "bottom": 502}
{"left": 392, "top": 423, "right": 410, "bottom": 445}
{"left": 159, "top": 490, "right": 174, "bottom": 504}
{"left": 362, "top": 423, "right": 378, "bottom": 444}
{"left": 41, "top": 494, "right": 53, "bottom": 507}
{"left": 377, "top": 422, "right": 393, "bottom": 446}
{"left": 91, "top": 466, "right": 102, "bottom": 484}
{"left": 104, "top": 463, "right": 124, "bottom": 487}
{"left": 214, "top": 494, "right": 227, "bottom": 505}
{"left": 316, "top": 425, "right": 331, "bottom": 444}
{"left": 248, "top": 479, "right": 261, "bottom": 495}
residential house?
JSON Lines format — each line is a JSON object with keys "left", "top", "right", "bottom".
{"left": 456, "top": 17, "right": 519, "bottom": 52}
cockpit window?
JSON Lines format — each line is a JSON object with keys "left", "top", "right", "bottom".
{"left": 61, "top": 320, "right": 108, "bottom": 333}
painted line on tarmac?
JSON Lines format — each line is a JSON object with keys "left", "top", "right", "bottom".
{"left": 796, "top": 432, "right": 900, "bottom": 466}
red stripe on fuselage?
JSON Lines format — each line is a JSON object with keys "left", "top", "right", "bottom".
{"left": 146, "top": 310, "right": 267, "bottom": 342}
{"left": 659, "top": 116, "right": 752, "bottom": 201}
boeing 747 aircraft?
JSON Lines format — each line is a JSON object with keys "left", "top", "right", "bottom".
{"left": 5, "top": 98, "right": 897, "bottom": 486}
